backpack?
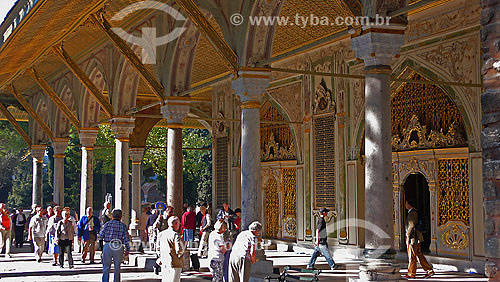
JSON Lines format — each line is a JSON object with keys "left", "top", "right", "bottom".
{"left": 415, "top": 210, "right": 427, "bottom": 233}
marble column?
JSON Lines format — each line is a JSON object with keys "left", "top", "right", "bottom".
{"left": 31, "top": 145, "right": 46, "bottom": 206}
{"left": 231, "top": 68, "right": 270, "bottom": 230}
{"left": 52, "top": 138, "right": 69, "bottom": 206}
{"left": 79, "top": 128, "right": 98, "bottom": 218}
{"left": 161, "top": 97, "right": 190, "bottom": 219}
{"left": 129, "top": 147, "right": 145, "bottom": 234}
{"left": 111, "top": 117, "right": 135, "bottom": 225}
{"left": 351, "top": 26, "right": 404, "bottom": 281}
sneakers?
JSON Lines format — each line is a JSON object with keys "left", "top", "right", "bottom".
{"left": 306, "top": 266, "right": 315, "bottom": 270}
{"left": 424, "top": 271, "right": 435, "bottom": 279}
{"left": 330, "top": 264, "right": 337, "bottom": 271}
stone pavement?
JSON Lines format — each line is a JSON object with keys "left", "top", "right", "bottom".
{"left": 0, "top": 244, "right": 488, "bottom": 282}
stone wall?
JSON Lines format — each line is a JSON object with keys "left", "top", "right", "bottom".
{"left": 480, "top": 0, "right": 500, "bottom": 280}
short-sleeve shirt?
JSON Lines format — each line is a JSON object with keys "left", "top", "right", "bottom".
{"left": 231, "top": 230, "right": 257, "bottom": 259}
{"left": 208, "top": 231, "right": 226, "bottom": 261}
{"left": 29, "top": 214, "right": 47, "bottom": 238}
{"left": 317, "top": 217, "right": 327, "bottom": 245}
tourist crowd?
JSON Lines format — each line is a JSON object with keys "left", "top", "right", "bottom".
{"left": 0, "top": 201, "right": 262, "bottom": 282}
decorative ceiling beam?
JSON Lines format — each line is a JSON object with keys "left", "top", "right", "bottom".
{"left": 89, "top": 13, "right": 165, "bottom": 102}
{"left": 8, "top": 84, "right": 53, "bottom": 139}
{"left": 0, "top": 103, "right": 32, "bottom": 146}
{"left": 175, "top": 0, "right": 239, "bottom": 74}
{"left": 52, "top": 45, "right": 114, "bottom": 118}
{"left": 26, "top": 68, "right": 81, "bottom": 130}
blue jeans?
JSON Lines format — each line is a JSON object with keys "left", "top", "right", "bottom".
{"left": 102, "top": 243, "right": 123, "bottom": 282}
{"left": 307, "top": 244, "right": 335, "bottom": 268}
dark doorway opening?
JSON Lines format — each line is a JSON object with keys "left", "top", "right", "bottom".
{"left": 402, "top": 173, "right": 431, "bottom": 253}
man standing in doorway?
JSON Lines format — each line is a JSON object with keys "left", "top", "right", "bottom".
{"left": 405, "top": 200, "right": 434, "bottom": 279}
{"left": 307, "top": 208, "right": 336, "bottom": 270}
{"left": 12, "top": 207, "right": 26, "bottom": 248}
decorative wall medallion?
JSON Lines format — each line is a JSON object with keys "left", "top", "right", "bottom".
{"left": 283, "top": 216, "right": 297, "bottom": 237}
{"left": 313, "top": 78, "right": 335, "bottom": 115}
{"left": 439, "top": 221, "right": 469, "bottom": 256}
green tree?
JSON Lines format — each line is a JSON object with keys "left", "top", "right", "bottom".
{"left": 0, "top": 120, "right": 29, "bottom": 204}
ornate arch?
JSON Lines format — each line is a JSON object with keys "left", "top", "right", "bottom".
{"left": 29, "top": 94, "right": 50, "bottom": 144}
{"left": 111, "top": 52, "right": 141, "bottom": 115}
{"left": 79, "top": 67, "right": 107, "bottom": 127}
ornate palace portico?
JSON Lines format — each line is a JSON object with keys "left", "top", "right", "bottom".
{"left": 0, "top": 0, "right": 498, "bottom": 281}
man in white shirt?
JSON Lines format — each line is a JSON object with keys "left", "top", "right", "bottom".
{"left": 29, "top": 208, "right": 48, "bottom": 262}
{"left": 229, "top": 221, "right": 262, "bottom": 282}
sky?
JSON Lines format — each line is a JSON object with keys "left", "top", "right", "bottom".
{"left": 0, "top": 0, "right": 17, "bottom": 25}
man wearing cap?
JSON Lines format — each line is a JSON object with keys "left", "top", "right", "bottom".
{"left": 99, "top": 209, "right": 130, "bottom": 282}
{"left": 158, "top": 216, "right": 186, "bottom": 282}
{"left": 307, "top": 208, "right": 336, "bottom": 270}
{"left": 229, "top": 221, "right": 262, "bottom": 282}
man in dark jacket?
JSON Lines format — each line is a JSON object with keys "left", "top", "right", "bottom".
{"left": 405, "top": 200, "right": 434, "bottom": 279}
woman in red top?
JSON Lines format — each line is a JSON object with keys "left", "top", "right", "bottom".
{"left": 0, "top": 203, "right": 12, "bottom": 257}
{"left": 182, "top": 206, "right": 196, "bottom": 247}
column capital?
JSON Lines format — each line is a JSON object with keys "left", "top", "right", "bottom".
{"left": 161, "top": 97, "right": 190, "bottom": 126}
{"left": 231, "top": 68, "right": 270, "bottom": 103}
{"left": 52, "top": 138, "right": 69, "bottom": 156}
{"left": 130, "top": 147, "right": 145, "bottom": 163}
{"left": 79, "top": 128, "right": 99, "bottom": 147}
{"left": 111, "top": 116, "right": 135, "bottom": 140}
{"left": 31, "top": 145, "right": 46, "bottom": 161}
{"left": 351, "top": 25, "right": 405, "bottom": 67}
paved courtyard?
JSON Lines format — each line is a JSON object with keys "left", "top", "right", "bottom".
{"left": 0, "top": 244, "right": 488, "bottom": 282}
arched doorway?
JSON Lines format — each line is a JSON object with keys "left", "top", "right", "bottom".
{"left": 402, "top": 173, "right": 431, "bottom": 253}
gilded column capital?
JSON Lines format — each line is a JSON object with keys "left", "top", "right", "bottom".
{"left": 111, "top": 117, "right": 135, "bottom": 140}
{"left": 31, "top": 145, "right": 46, "bottom": 162}
{"left": 79, "top": 128, "right": 99, "bottom": 148}
{"left": 52, "top": 138, "right": 69, "bottom": 156}
{"left": 231, "top": 68, "right": 270, "bottom": 103}
{"left": 351, "top": 25, "right": 405, "bottom": 67}
{"left": 161, "top": 97, "right": 191, "bottom": 126}
{"left": 130, "top": 147, "right": 145, "bottom": 163}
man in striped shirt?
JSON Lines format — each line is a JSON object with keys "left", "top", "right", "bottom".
{"left": 99, "top": 209, "right": 130, "bottom": 282}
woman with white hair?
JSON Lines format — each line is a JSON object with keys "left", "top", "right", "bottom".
{"left": 229, "top": 221, "right": 262, "bottom": 282}
{"left": 55, "top": 210, "right": 74, "bottom": 268}
{"left": 208, "top": 219, "right": 228, "bottom": 282}
{"left": 158, "top": 216, "right": 186, "bottom": 282}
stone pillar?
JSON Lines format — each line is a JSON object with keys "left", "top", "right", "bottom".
{"left": 351, "top": 26, "right": 404, "bottom": 281}
{"left": 129, "top": 147, "right": 145, "bottom": 234}
{"left": 481, "top": 0, "right": 500, "bottom": 280}
{"left": 79, "top": 128, "right": 98, "bottom": 218}
{"left": 52, "top": 138, "right": 69, "bottom": 206}
{"left": 111, "top": 117, "right": 135, "bottom": 225}
{"left": 231, "top": 68, "right": 270, "bottom": 230}
{"left": 161, "top": 97, "right": 190, "bottom": 219}
{"left": 31, "top": 145, "right": 46, "bottom": 206}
